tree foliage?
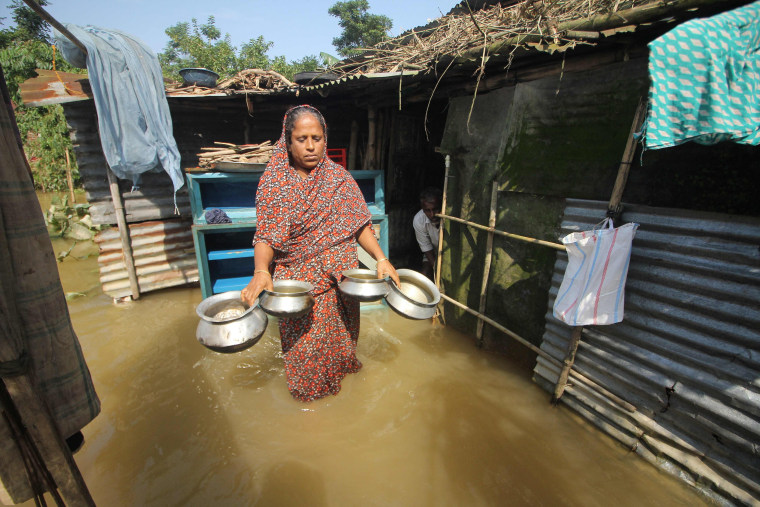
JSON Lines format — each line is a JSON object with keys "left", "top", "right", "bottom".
{"left": 0, "top": 0, "right": 83, "bottom": 192}
{"left": 328, "top": 0, "right": 392, "bottom": 57}
{"left": 158, "top": 16, "right": 321, "bottom": 81}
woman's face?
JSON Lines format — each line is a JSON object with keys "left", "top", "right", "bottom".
{"left": 288, "top": 113, "right": 325, "bottom": 172}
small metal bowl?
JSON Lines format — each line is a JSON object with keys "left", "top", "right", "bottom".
{"left": 195, "top": 290, "right": 268, "bottom": 353}
{"left": 384, "top": 269, "right": 441, "bottom": 320}
{"left": 338, "top": 269, "right": 390, "bottom": 302}
{"left": 259, "top": 280, "right": 315, "bottom": 318}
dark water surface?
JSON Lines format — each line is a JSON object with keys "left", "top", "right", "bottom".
{"left": 36, "top": 230, "right": 710, "bottom": 506}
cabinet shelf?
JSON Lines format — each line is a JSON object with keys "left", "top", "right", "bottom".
{"left": 208, "top": 248, "right": 255, "bottom": 261}
{"left": 212, "top": 275, "right": 253, "bottom": 294}
{"left": 187, "top": 170, "right": 387, "bottom": 299}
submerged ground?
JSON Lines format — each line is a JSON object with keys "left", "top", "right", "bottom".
{"left": 18, "top": 200, "right": 711, "bottom": 506}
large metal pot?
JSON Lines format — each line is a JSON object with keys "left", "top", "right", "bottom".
{"left": 338, "top": 269, "right": 390, "bottom": 302}
{"left": 259, "top": 280, "right": 315, "bottom": 318}
{"left": 385, "top": 269, "right": 441, "bottom": 320}
{"left": 179, "top": 67, "right": 219, "bottom": 87}
{"left": 195, "top": 291, "right": 268, "bottom": 353}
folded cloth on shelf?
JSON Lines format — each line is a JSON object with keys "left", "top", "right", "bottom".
{"left": 205, "top": 208, "right": 232, "bottom": 224}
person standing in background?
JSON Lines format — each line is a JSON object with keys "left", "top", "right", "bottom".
{"left": 413, "top": 187, "right": 442, "bottom": 280}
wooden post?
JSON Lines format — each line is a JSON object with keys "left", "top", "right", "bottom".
{"left": 376, "top": 108, "right": 386, "bottom": 173}
{"left": 608, "top": 97, "right": 648, "bottom": 218}
{"left": 551, "top": 98, "right": 647, "bottom": 404}
{"left": 364, "top": 106, "right": 377, "bottom": 171}
{"left": 106, "top": 167, "right": 140, "bottom": 299}
{"left": 65, "top": 149, "right": 75, "bottom": 204}
{"left": 551, "top": 325, "right": 583, "bottom": 404}
{"left": 433, "top": 155, "right": 450, "bottom": 325}
{"left": 348, "top": 120, "right": 358, "bottom": 172}
{"left": 476, "top": 181, "right": 499, "bottom": 347}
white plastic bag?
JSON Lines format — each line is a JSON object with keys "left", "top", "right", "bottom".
{"left": 553, "top": 218, "right": 639, "bottom": 326}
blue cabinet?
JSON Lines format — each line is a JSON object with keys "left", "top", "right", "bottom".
{"left": 188, "top": 170, "right": 388, "bottom": 299}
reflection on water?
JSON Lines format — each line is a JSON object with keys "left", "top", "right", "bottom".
{"left": 29, "top": 236, "right": 709, "bottom": 506}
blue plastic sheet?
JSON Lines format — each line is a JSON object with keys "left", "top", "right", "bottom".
{"left": 53, "top": 25, "right": 183, "bottom": 193}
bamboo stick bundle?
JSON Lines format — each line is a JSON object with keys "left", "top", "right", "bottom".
{"left": 196, "top": 140, "right": 274, "bottom": 168}
{"left": 217, "top": 69, "right": 295, "bottom": 90}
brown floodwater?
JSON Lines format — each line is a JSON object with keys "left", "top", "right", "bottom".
{"left": 27, "top": 196, "right": 710, "bottom": 506}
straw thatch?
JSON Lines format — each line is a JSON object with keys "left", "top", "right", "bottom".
{"left": 329, "top": 0, "right": 656, "bottom": 76}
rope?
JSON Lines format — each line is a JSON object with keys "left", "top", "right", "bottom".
{"left": 51, "top": 45, "right": 81, "bottom": 96}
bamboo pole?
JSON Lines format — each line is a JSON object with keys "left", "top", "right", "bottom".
{"left": 21, "top": 0, "right": 88, "bottom": 56}
{"left": 64, "top": 148, "right": 75, "bottom": 204}
{"left": 440, "top": 292, "right": 635, "bottom": 413}
{"left": 476, "top": 181, "right": 498, "bottom": 346}
{"left": 551, "top": 98, "right": 647, "bottom": 403}
{"left": 106, "top": 167, "right": 140, "bottom": 300}
{"left": 551, "top": 325, "right": 583, "bottom": 404}
{"left": 433, "top": 155, "right": 450, "bottom": 325}
{"left": 439, "top": 213, "right": 566, "bottom": 251}
{"left": 608, "top": 97, "right": 648, "bottom": 219}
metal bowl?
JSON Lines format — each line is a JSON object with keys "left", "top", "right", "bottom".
{"left": 259, "top": 280, "right": 315, "bottom": 318}
{"left": 384, "top": 269, "right": 441, "bottom": 320}
{"left": 338, "top": 269, "right": 390, "bottom": 302}
{"left": 179, "top": 67, "right": 219, "bottom": 88}
{"left": 195, "top": 290, "right": 268, "bottom": 353}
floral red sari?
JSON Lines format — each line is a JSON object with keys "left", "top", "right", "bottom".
{"left": 254, "top": 106, "right": 372, "bottom": 402}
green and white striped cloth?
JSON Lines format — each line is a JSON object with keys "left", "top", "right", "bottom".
{"left": 645, "top": 1, "right": 760, "bottom": 148}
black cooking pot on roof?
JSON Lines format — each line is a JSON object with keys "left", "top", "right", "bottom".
{"left": 294, "top": 71, "right": 340, "bottom": 86}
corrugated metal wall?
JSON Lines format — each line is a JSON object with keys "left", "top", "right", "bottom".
{"left": 62, "top": 100, "right": 193, "bottom": 225}
{"left": 94, "top": 219, "right": 198, "bottom": 299}
{"left": 534, "top": 199, "right": 760, "bottom": 505}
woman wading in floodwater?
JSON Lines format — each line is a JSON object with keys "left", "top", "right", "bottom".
{"left": 241, "top": 105, "right": 399, "bottom": 402}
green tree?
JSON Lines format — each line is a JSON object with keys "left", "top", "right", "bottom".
{"left": 2, "top": 0, "right": 50, "bottom": 45}
{"left": 159, "top": 17, "right": 239, "bottom": 79}
{"left": 158, "top": 16, "right": 320, "bottom": 81}
{"left": 328, "top": 0, "right": 392, "bottom": 57}
{"left": 0, "top": 0, "right": 82, "bottom": 192}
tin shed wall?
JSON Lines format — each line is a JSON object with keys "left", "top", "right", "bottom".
{"left": 62, "top": 100, "right": 193, "bottom": 225}
{"left": 534, "top": 199, "right": 760, "bottom": 505}
{"left": 94, "top": 219, "right": 198, "bottom": 299}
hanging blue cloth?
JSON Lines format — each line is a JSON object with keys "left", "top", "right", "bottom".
{"left": 53, "top": 25, "right": 184, "bottom": 194}
{"left": 644, "top": 1, "right": 760, "bottom": 149}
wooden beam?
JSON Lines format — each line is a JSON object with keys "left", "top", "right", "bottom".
{"left": 106, "top": 167, "right": 140, "bottom": 299}
{"left": 433, "top": 155, "right": 450, "bottom": 325}
{"left": 476, "top": 181, "right": 498, "bottom": 346}
{"left": 21, "top": 0, "right": 88, "bottom": 56}
{"left": 439, "top": 213, "right": 566, "bottom": 251}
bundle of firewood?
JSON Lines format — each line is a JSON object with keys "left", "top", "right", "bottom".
{"left": 217, "top": 69, "right": 295, "bottom": 91}
{"left": 197, "top": 141, "right": 274, "bottom": 168}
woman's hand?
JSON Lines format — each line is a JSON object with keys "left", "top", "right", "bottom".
{"left": 377, "top": 258, "right": 400, "bottom": 287}
{"left": 241, "top": 271, "right": 273, "bottom": 307}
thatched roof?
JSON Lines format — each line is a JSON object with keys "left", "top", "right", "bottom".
{"left": 328, "top": 0, "right": 745, "bottom": 77}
